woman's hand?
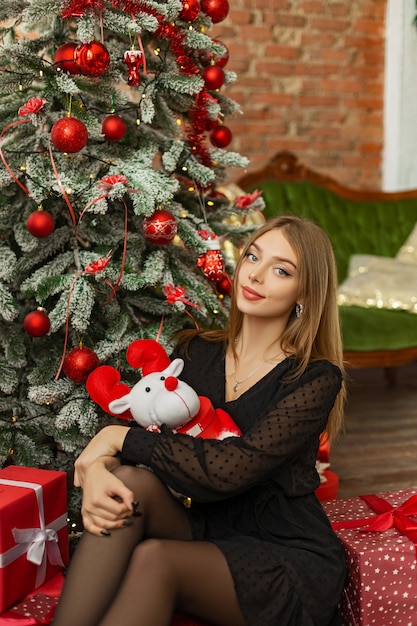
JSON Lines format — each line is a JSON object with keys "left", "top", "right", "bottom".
{"left": 74, "top": 425, "right": 129, "bottom": 488}
{"left": 79, "top": 457, "right": 136, "bottom": 535}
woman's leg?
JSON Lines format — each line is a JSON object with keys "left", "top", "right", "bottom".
{"left": 98, "top": 538, "right": 247, "bottom": 626}
{"left": 52, "top": 465, "right": 193, "bottom": 626}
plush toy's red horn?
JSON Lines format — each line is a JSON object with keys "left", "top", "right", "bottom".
{"left": 126, "top": 339, "right": 171, "bottom": 375}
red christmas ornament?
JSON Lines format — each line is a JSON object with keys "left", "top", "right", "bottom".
{"left": 202, "top": 65, "right": 225, "bottom": 90}
{"left": 124, "top": 50, "right": 143, "bottom": 87}
{"left": 179, "top": 0, "right": 200, "bottom": 21}
{"left": 26, "top": 208, "right": 55, "bottom": 238}
{"left": 197, "top": 248, "right": 225, "bottom": 282}
{"left": 200, "top": 0, "right": 230, "bottom": 23}
{"left": 54, "top": 42, "right": 79, "bottom": 75}
{"left": 216, "top": 273, "right": 232, "bottom": 295}
{"left": 51, "top": 117, "right": 88, "bottom": 153}
{"left": 63, "top": 344, "right": 100, "bottom": 384}
{"left": 142, "top": 209, "right": 178, "bottom": 245}
{"left": 23, "top": 308, "right": 51, "bottom": 337}
{"left": 210, "top": 124, "right": 232, "bottom": 148}
{"left": 198, "top": 39, "right": 229, "bottom": 68}
{"left": 74, "top": 41, "right": 110, "bottom": 77}
{"left": 102, "top": 114, "right": 127, "bottom": 142}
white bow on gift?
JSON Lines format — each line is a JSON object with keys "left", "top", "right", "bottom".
{"left": 12, "top": 527, "right": 64, "bottom": 568}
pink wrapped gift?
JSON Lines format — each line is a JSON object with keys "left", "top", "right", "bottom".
{"left": 323, "top": 488, "right": 417, "bottom": 626}
{"left": 0, "top": 467, "right": 69, "bottom": 612}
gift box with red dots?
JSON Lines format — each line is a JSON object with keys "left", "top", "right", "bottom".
{"left": 323, "top": 488, "right": 417, "bottom": 626}
{"left": 0, "top": 466, "right": 69, "bottom": 613}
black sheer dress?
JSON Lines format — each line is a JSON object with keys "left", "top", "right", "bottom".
{"left": 120, "top": 336, "right": 346, "bottom": 626}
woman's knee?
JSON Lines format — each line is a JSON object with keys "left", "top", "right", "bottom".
{"left": 129, "top": 539, "right": 177, "bottom": 584}
{"left": 112, "top": 464, "right": 160, "bottom": 494}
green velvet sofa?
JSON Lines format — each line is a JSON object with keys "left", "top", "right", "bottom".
{"left": 237, "top": 151, "right": 417, "bottom": 382}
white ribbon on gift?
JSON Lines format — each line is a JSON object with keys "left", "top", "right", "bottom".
{"left": 0, "top": 478, "right": 66, "bottom": 588}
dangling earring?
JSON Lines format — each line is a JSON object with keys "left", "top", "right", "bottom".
{"left": 295, "top": 303, "right": 303, "bottom": 318}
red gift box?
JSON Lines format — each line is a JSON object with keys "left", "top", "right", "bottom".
{"left": 323, "top": 488, "right": 417, "bottom": 626}
{"left": 0, "top": 466, "right": 69, "bottom": 613}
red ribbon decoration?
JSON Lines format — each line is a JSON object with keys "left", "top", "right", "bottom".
{"left": 48, "top": 141, "right": 77, "bottom": 226}
{"left": 331, "top": 493, "right": 417, "bottom": 557}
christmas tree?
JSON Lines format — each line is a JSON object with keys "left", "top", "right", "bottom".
{"left": 0, "top": 0, "right": 264, "bottom": 515}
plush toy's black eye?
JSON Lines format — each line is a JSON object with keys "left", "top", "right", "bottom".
{"left": 160, "top": 376, "right": 165, "bottom": 381}
{"left": 145, "top": 387, "right": 151, "bottom": 393}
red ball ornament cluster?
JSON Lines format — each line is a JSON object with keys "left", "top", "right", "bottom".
{"left": 26, "top": 209, "right": 55, "bottom": 238}
{"left": 51, "top": 116, "right": 88, "bottom": 153}
{"left": 102, "top": 114, "right": 127, "bottom": 142}
{"left": 63, "top": 344, "right": 100, "bottom": 384}
{"left": 142, "top": 209, "right": 178, "bottom": 245}
{"left": 54, "top": 41, "right": 110, "bottom": 77}
{"left": 23, "top": 308, "right": 51, "bottom": 337}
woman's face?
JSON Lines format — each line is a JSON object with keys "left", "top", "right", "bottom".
{"left": 235, "top": 228, "right": 301, "bottom": 321}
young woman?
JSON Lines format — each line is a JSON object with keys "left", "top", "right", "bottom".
{"left": 53, "top": 215, "right": 347, "bottom": 626}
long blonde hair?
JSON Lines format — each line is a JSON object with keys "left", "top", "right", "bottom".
{"left": 175, "top": 215, "right": 346, "bottom": 440}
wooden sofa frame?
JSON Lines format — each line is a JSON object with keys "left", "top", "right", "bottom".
{"left": 237, "top": 151, "right": 417, "bottom": 382}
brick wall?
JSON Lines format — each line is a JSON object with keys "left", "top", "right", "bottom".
{"left": 214, "top": 0, "right": 386, "bottom": 189}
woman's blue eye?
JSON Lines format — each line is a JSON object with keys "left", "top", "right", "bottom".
{"left": 275, "top": 267, "right": 290, "bottom": 277}
{"left": 246, "top": 251, "right": 257, "bottom": 262}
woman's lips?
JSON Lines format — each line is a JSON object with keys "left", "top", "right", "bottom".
{"left": 241, "top": 285, "right": 264, "bottom": 301}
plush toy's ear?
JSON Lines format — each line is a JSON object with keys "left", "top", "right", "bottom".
{"left": 86, "top": 365, "right": 132, "bottom": 420}
{"left": 126, "top": 339, "right": 171, "bottom": 375}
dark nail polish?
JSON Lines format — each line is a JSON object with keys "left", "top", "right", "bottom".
{"left": 132, "top": 501, "right": 142, "bottom": 516}
{"left": 122, "top": 519, "right": 133, "bottom": 527}
{"left": 100, "top": 529, "right": 111, "bottom": 536}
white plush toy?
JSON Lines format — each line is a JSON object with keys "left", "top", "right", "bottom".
{"left": 86, "top": 339, "right": 241, "bottom": 440}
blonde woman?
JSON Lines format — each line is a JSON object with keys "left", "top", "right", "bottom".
{"left": 53, "top": 216, "right": 347, "bottom": 626}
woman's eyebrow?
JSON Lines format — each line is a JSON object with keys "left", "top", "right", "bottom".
{"left": 250, "top": 242, "right": 297, "bottom": 270}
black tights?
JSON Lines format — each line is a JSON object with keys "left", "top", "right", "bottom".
{"left": 52, "top": 466, "right": 246, "bottom": 626}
